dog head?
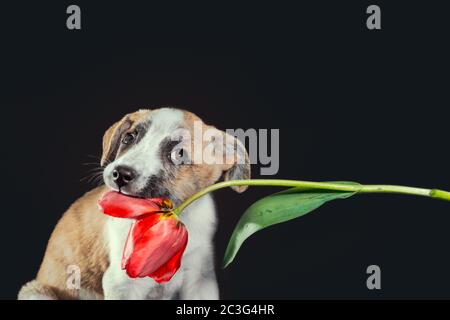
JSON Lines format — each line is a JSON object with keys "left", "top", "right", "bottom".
{"left": 101, "top": 108, "right": 250, "bottom": 205}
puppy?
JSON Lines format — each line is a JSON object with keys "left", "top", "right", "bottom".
{"left": 18, "top": 108, "right": 250, "bottom": 300}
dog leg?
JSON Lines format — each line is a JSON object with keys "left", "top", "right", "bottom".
{"left": 18, "top": 280, "right": 59, "bottom": 300}
{"left": 102, "top": 266, "right": 156, "bottom": 299}
{"left": 179, "top": 249, "right": 219, "bottom": 300}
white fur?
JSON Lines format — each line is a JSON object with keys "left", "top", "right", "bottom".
{"left": 102, "top": 194, "right": 219, "bottom": 300}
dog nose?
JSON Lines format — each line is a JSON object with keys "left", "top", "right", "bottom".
{"left": 112, "top": 166, "right": 136, "bottom": 188}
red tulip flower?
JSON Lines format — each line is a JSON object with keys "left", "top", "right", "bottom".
{"left": 98, "top": 191, "right": 188, "bottom": 283}
{"left": 98, "top": 191, "right": 168, "bottom": 218}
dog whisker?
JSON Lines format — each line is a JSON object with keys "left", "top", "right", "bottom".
{"left": 80, "top": 168, "right": 104, "bottom": 184}
{"left": 82, "top": 162, "right": 103, "bottom": 166}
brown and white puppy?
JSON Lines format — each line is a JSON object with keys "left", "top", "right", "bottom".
{"left": 18, "top": 108, "right": 250, "bottom": 300}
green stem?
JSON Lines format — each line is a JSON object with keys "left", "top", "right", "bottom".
{"left": 172, "top": 179, "right": 450, "bottom": 215}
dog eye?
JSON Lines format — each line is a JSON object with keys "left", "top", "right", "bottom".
{"left": 122, "top": 131, "right": 137, "bottom": 145}
{"left": 170, "top": 148, "right": 185, "bottom": 165}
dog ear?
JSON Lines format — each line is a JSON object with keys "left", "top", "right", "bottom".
{"left": 101, "top": 110, "right": 150, "bottom": 167}
{"left": 215, "top": 130, "right": 251, "bottom": 193}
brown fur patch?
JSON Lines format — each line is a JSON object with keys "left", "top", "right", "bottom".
{"left": 179, "top": 110, "right": 251, "bottom": 194}
{"left": 101, "top": 109, "right": 151, "bottom": 166}
{"left": 34, "top": 186, "right": 110, "bottom": 299}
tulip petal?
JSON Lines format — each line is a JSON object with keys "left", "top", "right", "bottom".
{"left": 122, "top": 214, "right": 162, "bottom": 271}
{"left": 123, "top": 215, "right": 188, "bottom": 281}
{"left": 149, "top": 240, "right": 187, "bottom": 283}
{"left": 122, "top": 216, "right": 165, "bottom": 277}
{"left": 121, "top": 220, "right": 136, "bottom": 270}
{"left": 98, "top": 191, "right": 161, "bottom": 218}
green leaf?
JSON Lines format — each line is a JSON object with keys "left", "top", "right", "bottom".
{"left": 222, "top": 182, "right": 360, "bottom": 268}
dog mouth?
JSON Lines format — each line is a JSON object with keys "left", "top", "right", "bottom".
{"left": 104, "top": 173, "right": 178, "bottom": 205}
{"left": 106, "top": 186, "right": 175, "bottom": 206}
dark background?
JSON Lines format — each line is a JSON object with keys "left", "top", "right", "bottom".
{"left": 1, "top": 1, "right": 449, "bottom": 299}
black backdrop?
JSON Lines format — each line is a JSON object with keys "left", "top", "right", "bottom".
{"left": 1, "top": 1, "right": 449, "bottom": 299}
